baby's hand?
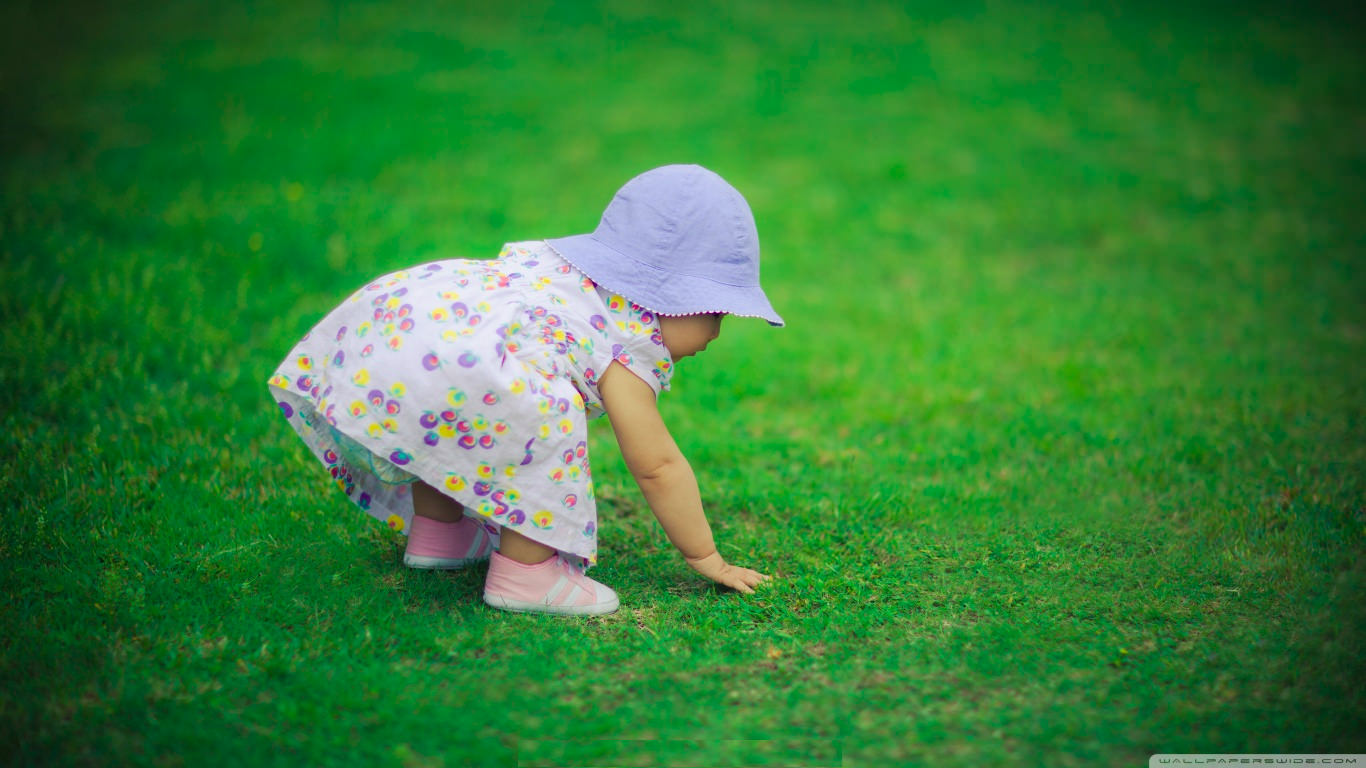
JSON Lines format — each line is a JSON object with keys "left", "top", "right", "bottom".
{"left": 684, "top": 551, "right": 770, "bottom": 594}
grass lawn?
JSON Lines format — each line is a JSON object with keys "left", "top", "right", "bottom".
{"left": 3, "top": 0, "right": 1364, "bottom": 765}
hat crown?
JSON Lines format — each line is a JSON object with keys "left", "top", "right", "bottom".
{"left": 592, "top": 164, "right": 760, "bottom": 288}
{"left": 543, "top": 164, "right": 783, "bottom": 325}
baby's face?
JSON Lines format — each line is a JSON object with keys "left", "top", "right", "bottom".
{"left": 659, "top": 314, "right": 723, "bottom": 359}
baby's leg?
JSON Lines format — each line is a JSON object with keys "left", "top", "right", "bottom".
{"left": 498, "top": 527, "right": 554, "bottom": 565}
{"left": 443, "top": 484, "right": 614, "bottom": 615}
{"left": 482, "top": 529, "right": 616, "bottom": 615}
{"left": 410, "top": 481, "right": 553, "bottom": 567}
{"left": 412, "top": 481, "right": 465, "bottom": 522}
{"left": 405, "top": 482, "right": 492, "bottom": 569}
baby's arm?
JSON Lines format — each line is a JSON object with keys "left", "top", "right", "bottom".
{"left": 598, "top": 362, "right": 768, "bottom": 594}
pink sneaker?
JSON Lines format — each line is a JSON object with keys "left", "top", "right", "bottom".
{"left": 483, "top": 551, "right": 619, "bottom": 616}
{"left": 403, "top": 515, "right": 494, "bottom": 569}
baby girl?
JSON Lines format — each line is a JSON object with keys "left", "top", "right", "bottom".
{"left": 268, "top": 164, "right": 782, "bottom": 615}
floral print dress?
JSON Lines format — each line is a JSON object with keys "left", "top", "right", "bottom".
{"left": 267, "top": 241, "right": 674, "bottom": 566}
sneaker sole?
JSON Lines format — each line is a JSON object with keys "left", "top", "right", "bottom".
{"left": 483, "top": 592, "right": 620, "bottom": 616}
{"left": 404, "top": 553, "right": 488, "bottom": 570}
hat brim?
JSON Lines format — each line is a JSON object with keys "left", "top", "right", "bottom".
{"left": 545, "top": 234, "right": 785, "bottom": 327}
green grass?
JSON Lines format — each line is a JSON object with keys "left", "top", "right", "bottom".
{"left": 3, "top": 0, "right": 1364, "bottom": 765}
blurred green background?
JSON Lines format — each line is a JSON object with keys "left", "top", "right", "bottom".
{"left": 2, "top": 0, "right": 1363, "bottom": 765}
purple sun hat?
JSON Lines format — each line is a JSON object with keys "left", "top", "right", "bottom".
{"left": 545, "top": 164, "right": 784, "bottom": 326}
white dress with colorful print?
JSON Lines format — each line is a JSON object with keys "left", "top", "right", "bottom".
{"left": 267, "top": 241, "right": 674, "bottom": 566}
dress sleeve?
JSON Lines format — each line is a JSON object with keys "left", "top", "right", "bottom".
{"left": 597, "top": 291, "right": 674, "bottom": 396}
